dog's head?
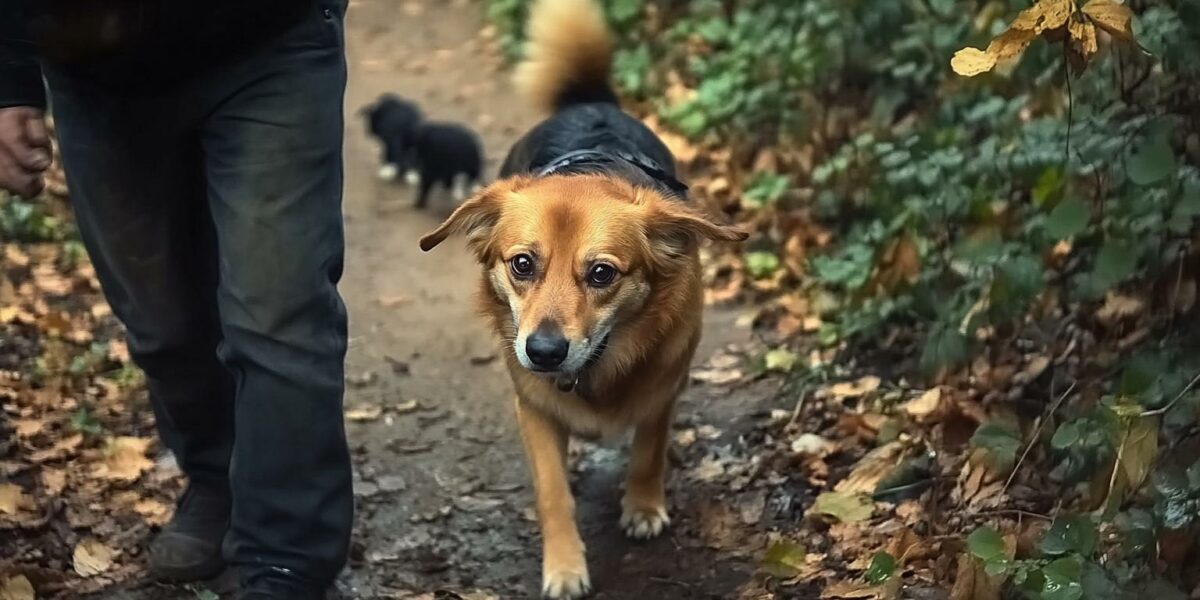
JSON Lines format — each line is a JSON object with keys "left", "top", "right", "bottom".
{"left": 420, "top": 174, "right": 747, "bottom": 383}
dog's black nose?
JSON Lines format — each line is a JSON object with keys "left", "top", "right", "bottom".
{"left": 526, "top": 325, "right": 569, "bottom": 369}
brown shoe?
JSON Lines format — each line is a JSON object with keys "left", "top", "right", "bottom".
{"left": 148, "top": 482, "right": 230, "bottom": 581}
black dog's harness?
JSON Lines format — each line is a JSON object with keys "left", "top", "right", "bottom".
{"left": 535, "top": 148, "right": 689, "bottom": 199}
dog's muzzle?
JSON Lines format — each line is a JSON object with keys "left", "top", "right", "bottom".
{"left": 553, "top": 334, "right": 609, "bottom": 393}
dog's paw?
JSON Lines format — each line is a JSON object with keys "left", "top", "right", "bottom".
{"left": 620, "top": 503, "right": 670, "bottom": 540}
{"left": 403, "top": 169, "right": 420, "bottom": 186}
{"left": 377, "top": 164, "right": 399, "bottom": 181}
{"left": 542, "top": 567, "right": 591, "bottom": 599}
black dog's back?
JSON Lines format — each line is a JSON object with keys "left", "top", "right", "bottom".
{"left": 412, "top": 122, "right": 484, "bottom": 208}
{"left": 500, "top": 103, "right": 674, "bottom": 181}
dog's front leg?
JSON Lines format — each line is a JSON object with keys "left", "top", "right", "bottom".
{"left": 621, "top": 401, "right": 673, "bottom": 539}
{"left": 516, "top": 398, "right": 590, "bottom": 599}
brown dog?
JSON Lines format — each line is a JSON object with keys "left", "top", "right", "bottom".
{"left": 419, "top": 0, "right": 748, "bottom": 596}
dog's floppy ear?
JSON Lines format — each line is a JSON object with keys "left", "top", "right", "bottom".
{"left": 419, "top": 176, "right": 529, "bottom": 254}
{"left": 642, "top": 192, "right": 749, "bottom": 260}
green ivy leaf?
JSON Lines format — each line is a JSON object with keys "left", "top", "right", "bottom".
{"left": 921, "top": 325, "right": 968, "bottom": 374}
{"left": 1040, "top": 556, "right": 1084, "bottom": 600}
{"left": 1127, "top": 129, "right": 1177, "bottom": 186}
{"left": 1033, "top": 166, "right": 1065, "bottom": 207}
{"left": 1051, "top": 422, "right": 1080, "bottom": 450}
{"left": 967, "top": 526, "right": 1005, "bottom": 561}
{"left": 863, "top": 551, "right": 895, "bottom": 584}
{"left": 1039, "top": 515, "right": 1098, "bottom": 558}
{"left": 971, "top": 423, "right": 1022, "bottom": 469}
{"left": 1084, "top": 241, "right": 1137, "bottom": 298}
{"left": 1044, "top": 198, "right": 1089, "bottom": 240}
{"left": 1079, "top": 562, "right": 1121, "bottom": 600}
{"left": 745, "top": 251, "right": 781, "bottom": 279}
{"left": 606, "top": 0, "right": 643, "bottom": 24}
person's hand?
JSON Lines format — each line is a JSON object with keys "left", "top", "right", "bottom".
{"left": 0, "top": 107, "right": 53, "bottom": 199}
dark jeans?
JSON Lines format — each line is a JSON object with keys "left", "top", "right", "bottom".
{"left": 45, "top": 2, "right": 352, "bottom": 587}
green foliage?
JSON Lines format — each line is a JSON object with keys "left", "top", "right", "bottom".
{"left": 745, "top": 251, "right": 781, "bottom": 279}
{"left": 0, "top": 194, "right": 65, "bottom": 242}
{"left": 863, "top": 551, "right": 896, "bottom": 584}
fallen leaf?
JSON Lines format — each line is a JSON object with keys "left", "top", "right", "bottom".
{"left": 93, "top": 436, "right": 154, "bottom": 481}
{"left": 691, "top": 366, "right": 743, "bottom": 385}
{"left": 948, "top": 551, "right": 1002, "bottom": 600}
{"left": 32, "top": 264, "right": 72, "bottom": 296}
{"left": 828, "top": 375, "right": 882, "bottom": 399}
{"left": 12, "top": 417, "right": 45, "bottom": 438}
{"left": 0, "top": 483, "right": 33, "bottom": 515}
{"left": 764, "top": 348, "right": 799, "bottom": 372}
{"left": 811, "top": 491, "right": 874, "bottom": 523}
{"left": 836, "top": 441, "right": 905, "bottom": 494}
{"left": 28, "top": 433, "right": 83, "bottom": 463}
{"left": 791, "top": 433, "right": 835, "bottom": 456}
{"left": 3, "top": 244, "right": 30, "bottom": 268}
{"left": 393, "top": 399, "right": 420, "bottom": 414}
{"left": 1118, "top": 415, "right": 1158, "bottom": 493}
{"left": 73, "top": 538, "right": 116, "bottom": 577}
{"left": 0, "top": 575, "right": 35, "bottom": 600}
{"left": 760, "top": 539, "right": 807, "bottom": 577}
{"left": 41, "top": 468, "right": 66, "bottom": 495}
{"left": 1082, "top": 0, "right": 1134, "bottom": 41}
{"left": 688, "top": 456, "right": 726, "bottom": 482}
{"left": 345, "top": 404, "right": 383, "bottom": 422}
{"left": 1095, "top": 292, "right": 1144, "bottom": 325}
{"left": 1020, "top": 355, "right": 1051, "bottom": 383}
{"left": 904, "top": 388, "right": 942, "bottom": 417}
{"left": 133, "top": 498, "right": 173, "bottom": 526}
{"left": 821, "top": 580, "right": 899, "bottom": 599}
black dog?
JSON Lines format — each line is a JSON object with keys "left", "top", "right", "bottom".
{"left": 407, "top": 121, "right": 484, "bottom": 209}
{"left": 361, "top": 94, "right": 422, "bottom": 183}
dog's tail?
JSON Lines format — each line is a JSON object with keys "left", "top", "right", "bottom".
{"left": 514, "top": 0, "right": 617, "bottom": 114}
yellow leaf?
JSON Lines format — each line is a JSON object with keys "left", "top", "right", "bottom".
{"left": 1069, "top": 17, "right": 1099, "bottom": 59}
{"left": 985, "top": 27, "right": 1038, "bottom": 62}
{"left": 1010, "top": 0, "right": 1075, "bottom": 33}
{"left": 1038, "top": 0, "right": 1075, "bottom": 32}
{"left": 73, "top": 538, "right": 116, "bottom": 577}
{"left": 0, "top": 574, "right": 35, "bottom": 600}
{"left": 1119, "top": 416, "right": 1158, "bottom": 492}
{"left": 951, "top": 47, "right": 996, "bottom": 77}
{"left": 828, "top": 375, "right": 882, "bottom": 399}
{"left": 904, "top": 388, "right": 942, "bottom": 417}
{"left": 1082, "top": 0, "right": 1135, "bottom": 41}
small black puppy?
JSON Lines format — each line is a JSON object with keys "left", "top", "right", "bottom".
{"left": 361, "top": 94, "right": 422, "bottom": 183}
{"left": 406, "top": 122, "right": 484, "bottom": 209}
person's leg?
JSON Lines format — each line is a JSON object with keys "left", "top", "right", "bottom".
{"left": 45, "top": 74, "right": 233, "bottom": 579}
{"left": 193, "top": 1, "right": 352, "bottom": 592}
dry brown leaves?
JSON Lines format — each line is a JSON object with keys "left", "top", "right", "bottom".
{"left": 0, "top": 574, "right": 36, "bottom": 600}
{"left": 951, "top": 0, "right": 1136, "bottom": 77}
{"left": 72, "top": 539, "right": 116, "bottom": 577}
{"left": 91, "top": 436, "right": 154, "bottom": 482}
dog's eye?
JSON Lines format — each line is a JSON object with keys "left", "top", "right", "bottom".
{"left": 587, "top": 263, "right": 618, "bottom": 287}
{"left": 509, "top": 254, "right": 535, "bottom": 279}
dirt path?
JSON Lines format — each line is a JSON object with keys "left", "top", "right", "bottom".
{"left": 338, "top": 2, "right": 778, "bottom": 598}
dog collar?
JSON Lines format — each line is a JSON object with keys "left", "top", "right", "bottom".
{"left": 536, "top": 149, "right": 690, "bottom": 199}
